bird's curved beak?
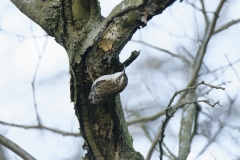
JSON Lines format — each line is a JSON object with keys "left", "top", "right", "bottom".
{"left": 123, "top": 64, "right": 125, "bottom": 74}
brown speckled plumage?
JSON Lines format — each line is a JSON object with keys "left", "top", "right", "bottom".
{"left": 88, "top": 69, "right": 128, "bottom": 104}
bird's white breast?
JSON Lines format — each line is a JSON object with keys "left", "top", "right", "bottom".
{"left": 92, "top": 72, "right": 123, "bottom": 87}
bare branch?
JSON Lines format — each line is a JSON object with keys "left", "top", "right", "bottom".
{"left": 0, "top": 121, "right": 80, "bottom": 137}
{"left": 185, "top": 0, "right": 208, "bottom": 12}
{"left": 157, "top": 81, "right": 225, "bottom": 160}
{"left": 0, "top": 134, "right": 36, "bottom": 160}
{"left": 31, "top": 28, "right": 49, "bottom": 124}
{"left": 199, "top": 81, "right": 231, "bottom": 101}
{"left": 163, "top": 142, "right": 177, "bottom": 160}
{"left": 131, "top": 40, "right": 191, "bottom": 65}
{"left": 128, "top": 81, "right": 224, "bottom": 126}
{"left": 201, "top": 111, "right": 240, "bottom": 130}
{"left": 183, "top": 0, "right": 226, "bottom": 100}
{"left": 0, "top": 27, "right": 47, "bottom": 39}
{"left": 196, "top": 126, "right": 223, "bottom": 158}
{"left": 127, "top": 110, "right": 165, "bottom": 126}
{"left": 145, "top": 99, "right": 220, "bottom": 160}
{"left": 199, "top": 58, "right": 240, "bottom": 76}
{"left": 176, "top": 36, "right": 223, "bottom": 157}
{"left": 159, "top": 81, "right": 224, "bottom": 159}
{"left": 142, "top": 75, "right": 161, "bottom": 107}
{"left": 186, "top": 0, "right": 210, "bottom": 31}
{"left": 167, "top": 81, "right": 224, "bottom": 109}
{"left": 158, "top": 100, "right": 221, "bottom": 160}
{"left": 200, "top": 0, "right": 209, "bottom": 30}
{"left": 118, "top": 50, "right": 140, "bottom": 71}
{"left": 145, "top": 81, "right": 224, "bottom": 160}
{"left": 214, "top": 18, "right": 240, "bottom": 35}
{"left": 146, "top": 124, "right": 162, "bottom": 160}
{"left": 140, "top": 123, "right": 153, "bottom": 143}
{"left": 224, "top": 54, "right": 240, "bottom": 82}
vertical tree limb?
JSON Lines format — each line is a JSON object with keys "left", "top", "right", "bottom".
{"left": 178, "top": 103, "right": 197, "bottom": 160}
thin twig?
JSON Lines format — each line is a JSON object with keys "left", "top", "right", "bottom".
{"left": 146, "top": 124, "right": 162, "bottom": 160}
{"left": 128, "top": 81, "right": 225, "bottom": 126}
{"left": 0, "top": 121, "right": 80, "bottom": 137}
{"left": 145, "top": 81, "right": 224, "bottom": 160}
{"left": 131, "top": 40, "right": 191, "bottom": 65}
{"left": 0, "top": 134, "right": 36, "bottom": 160}
{"left": 140, "top": 123, "right": 153, "bottom": 142}
{"left": 127, "top": 110, "right": 165, "bottom": 126}
{"left": 181, "top": 0, "right": 226, "bottom": 101}
{"left": 0, "top": 28, "right": 47, "bottom": 39}
{"left": 30, "top": 24, "right": 49, "bottom": 124}
{"left": 185, "top": 0, "right": 212, "bottom": 13}
{"left": 200, "top": 81, "right": 230, "bottom": 95}
{"left": 158, "top": 82, "right": 224, "bottom": 160}
{"left": 200, "top": 0, "right": 209, "bottom": 30}
{"left": 195, "top": 126, "right": 223, "bottom": 158}
{"left": 225, "top": 54, "right": 240, "bottom": 82}
{"left": 201, "top": 111, "right": 240, "bottom": 130}
{"left": 158, "top": 100, "right": 221, "bottom": 160}
{"left": 163, "top": 142, "right": 177, "bottom": 160}
{"left": 199, "top": 58, "right": 240, "bottom": 76}
{"left": 167, "top": 81, "right": 224, "bottom": 109}
{"left": 142, "top": 75, "right": 161, "bottom": 107}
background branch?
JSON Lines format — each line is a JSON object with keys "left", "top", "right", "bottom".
{"left": 214, "top": 18, "right": 240, "bottom": 34}
{"left": 146, "top": 81, "right": 224, "bottom": 160}
{"left": 175, "top": 2, "right": 226, "bottom": 159}
{"left": 0, "top": 121, "right": 80, "bottom": 137}
{"left": 0, "top": 134, "right": 36, "bottom": 160}
{"left": 132, "top": 40, "right": 191, "bottom": 65}
{"left": 185, "top": 0, "right": 226, "bottom": 91}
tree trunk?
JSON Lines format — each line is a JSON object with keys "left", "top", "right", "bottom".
{"left": 10, "top": 0, "right": 179, "bottom": 159}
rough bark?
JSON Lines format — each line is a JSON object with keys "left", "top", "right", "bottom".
{"left": 10, "top": 0, "right": 179, "bottom": 159}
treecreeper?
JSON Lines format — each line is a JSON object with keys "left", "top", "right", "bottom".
{"left": 88, "top": 66, "right": 128, "bottom": 104}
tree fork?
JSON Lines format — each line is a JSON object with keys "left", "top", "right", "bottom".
{"left": 10, "top": 0, "right": 180, "bottom": 159}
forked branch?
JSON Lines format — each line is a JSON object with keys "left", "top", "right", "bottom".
{"left": 146, "top": 81, "right": 224, "bottom": 160}
{"left": 158, "top": 81, "right": 224, "bottom": 160}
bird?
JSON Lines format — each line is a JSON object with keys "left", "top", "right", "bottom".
{"left": 88, "top": 65, "right": 128, "bottom": 104}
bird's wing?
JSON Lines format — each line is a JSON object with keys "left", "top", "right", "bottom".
{"left": 96, "top": 80, "right": 118, "bottom": 97}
